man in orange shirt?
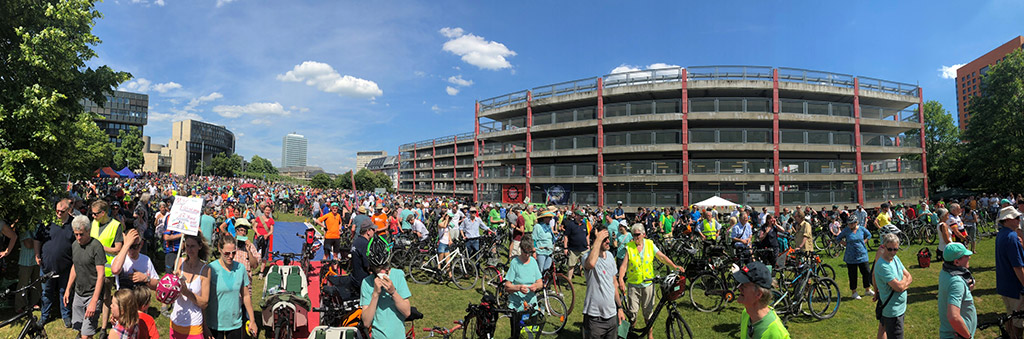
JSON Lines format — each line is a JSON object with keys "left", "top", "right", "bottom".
{"left": 316, "top": 202, "right": 343, "bottom": 261}
{"left": 372, "top": 206, "right": 389, "bottom": 235}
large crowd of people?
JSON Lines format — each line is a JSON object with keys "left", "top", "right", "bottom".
{"left": 3, "top": 171, "right": 1024, "bottom": 338}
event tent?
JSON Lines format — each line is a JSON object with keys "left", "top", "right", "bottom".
{"left": 693, "top": 196, "right": 738, "bottom": 207}
{"left": 116, "top": 167, "right": 137, "bottom": 178}
{"left": 94, "top": 167, "right": 119, "bottom": 178}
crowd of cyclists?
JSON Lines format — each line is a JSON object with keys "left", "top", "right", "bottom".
{"left": 3, "top": 171, "right": 1024, "bottom": 338}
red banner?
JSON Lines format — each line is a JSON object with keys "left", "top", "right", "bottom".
{"left": 502, "top": 184, "right": 525, "bottom": 204}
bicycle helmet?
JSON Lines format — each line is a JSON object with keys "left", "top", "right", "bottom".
{"left": 663, "top": 272, "right": 687, "bottom": 302}
{"left": 365, "top": 235, "right": 393, "bottom": 269}
{"left": 155, "top": 273, "right": 182, "bottom": 304}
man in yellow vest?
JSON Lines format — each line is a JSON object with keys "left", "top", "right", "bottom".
{"left": 89, "top": 200, "right": 124, "bottom": 331}
{"left": 617, "top": 223, "right": 684, "bottom": 339}
{"left": 697, "top": 207, "right": 722, "bottom": 242}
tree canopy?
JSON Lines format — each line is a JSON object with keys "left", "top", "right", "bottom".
{"left": 310, "top": 173, "right": 333, "bottom": 189}
{"left": 113, "top": 126, "right": 144, "bottom": 170}
{"left": 0, "top": 0, "right": 130, "bottom": 225}
{"left": 963, "top": 48, "right": 1024, "bottom": 193}
{"left": 202, "top": 152, "right": 243, "bottom": 177}
{"left": 247, "top": 155, "right": 278, "bottom": 175}
{"left": 906, "top": 101, "right": 964, "bottom": 192}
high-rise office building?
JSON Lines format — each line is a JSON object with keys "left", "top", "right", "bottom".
{"left": 956, "top": 35, "right": 1024, "bottom": 131}
{"left": 158, "top": 120, "right": 236, "bottom": 175}
{"left": 356, "top": 151, "right": 387, "bottom": 170}
{"left": 282, "top": 133, "right": 308, "bottom": 167}
{"left": 80, "top": 90, "right": 149, "bottom": 146}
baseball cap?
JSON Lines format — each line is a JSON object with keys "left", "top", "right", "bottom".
{"left": 330, "top": 202, "right": 339, "bottom": 207}
{"left": 358, "top": 218, "right": 375, "bottom": 231}
{"left": 732, "top": 262, "right": 772, "bottom": 289}
{"left": 942, "top": 242, "right": 973, "bottom": 261}
{"left": 1001, "top": 199, "right": 1012, "bottom": 206}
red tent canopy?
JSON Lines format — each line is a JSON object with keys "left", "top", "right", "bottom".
{"left": 94, "top": 167, "right": 120, "bottom": 178}
{"left": 240, "top": 183, "right": 257, "bottom": 189}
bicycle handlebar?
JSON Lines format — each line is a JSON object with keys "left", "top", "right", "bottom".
{"left": 0, "top": 271, "right": 56, "bottom": 299}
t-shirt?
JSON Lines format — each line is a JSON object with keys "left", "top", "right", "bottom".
{"left": 873, "top": 255, "right": 907, "bottom": 318}
{"left": 876, "top": 212, "right": 891, "bottom": 228}
{"left": 200, "top": 215, "right": 216, "bottom": 245}
{"left": 164, "top": 229, "right": 181, "bottom": 254}
{"left": 206, "top": 260, "right": 251, "bottom": 331}
{"left": 35, "top": 219, "right": 76, "bottom": 274}
{"left": 731, "top": 223, "right": 752, "bottom": 247}
{"left": 488, "top": 209, "right": 502, "bottom": 228}
{"left": 505, "top": 256, "right": 542, "bottom": 311}
{"left": 349, "top": 236, "right": 370, "bottom": 285}
{"left": 372, "top": 214, "right": 388, "bottom": 233}
{"left": 582, "top": 250, "right": 617, "bottom": 318}
{"left": 399, "top": 209, "right": 414, "bottom": 230}
{"left": 996, "top": 227, "right": 1024, "bottom": 298}
{"left": 794, "top": 221, "right": 814, "bottom": 252}
{"left": 138, "top": 311, "right": 158, "bottom": 339}
{"left": 836, "top": 227, "right": 871, "bottom": 264}
{"left": 18, "top": 229, "right": 36, "bottom": 267}
{"left": 71, "top": 238, "right": 106, "bottom": 297}
{"left": 411, "top": 219, "right": 429, "bottom": 241}
{"left": 740, "top": 308, "right": 790, "bottom": 339}
{"left": 360, "top": 268, "right": 412, "bottom": 339}
{"left": 522, "top": 212, "right": 537, "bottom": 233}
{"left": 938, "top": 270, "right": 976, "bottom": 338}
{"left": 116, "top": 254, "right": 159, "bottom": 290}
{"left": 318, "top": 212, "right": 343, "bottom": 239}
{"left": 616, "top": 233, "right": 633, "bottom": 260}
{"left": 563, "top": 218, "right": 588, "bottom": 252}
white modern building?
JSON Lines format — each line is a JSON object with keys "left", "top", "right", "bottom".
{"left": 282, "top": 133, "right": 308, "bottom": 168}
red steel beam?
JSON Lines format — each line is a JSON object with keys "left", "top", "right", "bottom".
{"left": 412, "top": 148, "right": 417, "bottom": 195}
{"left": 525, "top": 91, "right": 533, "bottom": 201}
{"left": 473, "top": 102, "right": 480, "bottom": 202}
{"left": 854, "top": 78, "right": 864, "bottom": 206}
{"left": 431, "top": 140, "right": 436, "bottom": 196}
{"left": 772, "top": 69, "right": 781, "bottom": 213}
{"left": 919, "top": 87, "right": 929, "bottom": 201}
{"left": 597, "top": 78, "right": 605, "bottom": 207}
{"left": 681, "top": 69, "right": 689, "bottom": 207}
{"left": 453, "top": 135, "right": 458, "bottom": 198}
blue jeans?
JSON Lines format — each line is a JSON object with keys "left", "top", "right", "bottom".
{"left": 535, "top": 254, "right": 552, "bottom": 273}
{"left": 40, "top": 270, "right": 70, "bottom": 323}
{"left": 466, "top": 239, "right": 480, "bottom": 257}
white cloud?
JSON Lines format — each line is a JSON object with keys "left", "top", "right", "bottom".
{"left": 184, "top": 92, "right": 223, "bottom": 111}
{"left": 439, "top": 27, "right": 516, "bottom": 70}
{"left": 609, "top": 63, "right": 682, "bottom": 74}
{"left": 447, "top": 75, "right": 473, "bottom": 87}
{"left": 289, "top": 105, "right": 310, "bottom": 113}
{"left": 446, "top": 86, "right": 459, "bottom": 96}
{"left": 939, "top": 64, "right": 965, "bottom": 79}
{"left": 216, "top": 0, "right": 236, "bottom": 7}
{"left": 129, "top": 0, "right": 165, "bottom": 6}
{"left": 431, "top": 105, "right": 441, "bottom": 113}
{"left": 213, "top": 102, "right": 292, "bottom": 118}
{"left": 648, "top": 63, "right": 682, "bottom": 70}
{"left": 250, "top": 119, "right": 273, "bottom": 126}
{"left": 151, "top": 82, "right": 182, "bottom": 93}
{"left": 120, "top": 78, "right": 182, "bottom": 94}
{"left": 149, "top": 110, "right": 201, "bottom": 122}
{"left": 277, "top": 61, "right": 383, "bottom": 99}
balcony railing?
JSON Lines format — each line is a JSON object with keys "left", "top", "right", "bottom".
{"left": 779, "top": 160, "right": 857, "bottom": 174}
{"left": 690, "top": 97, "right": 771, "bottom": 113}
{"left": 860, "top": 105, "right": 920, "bottom": 123}
{"left": 777, "top": 67, "right": 855, "bottom": 88}
{"left": 862, "top": 133, "right": 921, "bottom": 148}
{"left": 780, "top": 190, "right": 858, "bottom": 205}
{"left": 690, "top": 159, "right": 773, "bottom": 175}
{"left": 862, "top": 159, "right": 923, "bottom": 174}
{"left": 605, "top": 160, "right": 683, "bottom": 176}
{"left": 603, "top": 67, "right": 684, "bottom": 88}
{"left": 781, "top": 99, "right": 853, "bottom": 117}
{"left": 479, "top": 120, "right": 526, "bottom": 134}
{"left": 480, "top": 142, "right": 526, "bottom": 156}
{"left": 689, "top": 129, "right": 772, "bottom": 144}
{"left": 858, "top": 77, "right": 919, "bottom": 97}
{"left": 479, "top": 90, "right": 528, "bottom": 111}
{"left": 532, "top": 77, "right": 599, "bottom": 100}
{"left": 687, "top": 66, "right": 773, "bottom": 81}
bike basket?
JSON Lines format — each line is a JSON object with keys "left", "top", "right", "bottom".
{"left": 917, "top": 248, "right": 931, "bottom": 268}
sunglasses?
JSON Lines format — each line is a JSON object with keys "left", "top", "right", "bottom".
{"left": 73, "top": 232, "right": 88, "bottom": 238}
{"left": 632, "top": 233, "right": 642, "bottom": 237}
{"left": 221, "top": 251, "right": 236, "bottom": 257}
{"left": 91, "top": 210, "right": 104, "bottom": 216}
{"left": 885, "top": 247, "right": 900, "bottom": 252}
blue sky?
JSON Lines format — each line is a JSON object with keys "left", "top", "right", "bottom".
{"left": 90, "top": 0, "right": 1024, "bottom": 172}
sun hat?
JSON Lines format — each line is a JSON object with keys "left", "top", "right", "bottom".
{"left": 998, "top": 206, "right": 1022, "bottom": 221}
{"left": 234, "top": 218, "right": 251, "bottom": 230}
{"left": 942, "top": 242, "right": 973, "bottom": 262}
{"left": 357, "top": 206, "right": 367, "bottom": 213}
{"left": 538, "top": 210, "right": 555, "bottom": 219}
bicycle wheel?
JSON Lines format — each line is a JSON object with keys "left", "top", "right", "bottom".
{"left": 461, "top": 315, "right": 479, "bottom": 339}
{"left": 549, "top": 273, "right": 576, "bottom": 314}
{"left": 923, "top": 226, "right": 937, "bottom": 245}
{"left": 897, "top": 232, "right": 911, "bottom": 249}
{"left": 539, "top": 293, "right": 568, "bottom": 335}
{"left": 688, "top": 272, "right": 725, "bottom": 312}
{"left": 451, "top": 257, "right": 479, "bottom": 290}
{"left": 814, "top": 234, "right": 830, "bottom": 251}
{"left": 479, "top": 265, "right": 500, "bottom": 295}
{"left": 409, "top": 253, "right": 436, "bottom": 285}
{"left": 665, "top": 311, "right": 694, "bottom": 339}
{"left": 807, "top": 277, "right": 841, "bottom": 319}
{"left": 816, "top": 263, "right": 836, "bottom": 279}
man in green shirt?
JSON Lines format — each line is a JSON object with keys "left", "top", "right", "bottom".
{"left": 488, "top": 204, "right": 504, "bottom": 229}
{"left": 735, "top": 261, "right": 790, "bottom": 339}
{"left": 522, "top": 205, "right": 537, "bottom": 233}
{"left": 938, "top": 243, "right": 976, "bottom": 339}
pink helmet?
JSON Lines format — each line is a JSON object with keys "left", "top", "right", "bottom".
{"left": 155, "top": 273, "right": 182, "bottom": 304}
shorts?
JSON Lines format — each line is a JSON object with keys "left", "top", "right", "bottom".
{"left": 1003, "top": 296, "right": 1024, "bottom": 328}
{"left": 568, "top": 250, "right": 584, "bottom": 270}
{"left": 438, "top": 243, "right": 449, "bottom": 253}
{"left": 509, "top": 240, "right": 521, "bottom": 257}
{"left": 879, "top": 313, "right": 904, "bottom": 339}
{"left": 72, "top": 293, "right": 100, "bottom": 336}
{"left": 324, "top": 238, "right": 340, "bottom": 255}
{"left": 626, "top": 284, "right": 655, "bottom": 323}
{"left": 583, "top": 314, "right": 618, "bottom": 339}
{"left": 964, "top": 224, "right": 977, "bottom": 239}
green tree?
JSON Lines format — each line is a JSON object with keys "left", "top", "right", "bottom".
{"left": 203, "top": 152, "right": 242, "bottom": 177}
{"left": 964, "top": 48, "right": 1024, "bottom": 193}
{"left": 373, "top": 172, "right": 394, "bottom": 192}
{"left": 0, "top": 0, "right": 131, "bottom": 226}
{"left": 113, "top": 126, "right": 144, "bottom": 170}
{"left": 333, "top": 170, "right": 353, "bottom": 189}
{"left": 905, "top": 101, "right": 963, "bottom": 192}
{"left": 310, "top": 173, "right": 333, "bottom": 189}
{"left": 248, "top": 155, "right": 278, "bottom": 174}
{"left": 71, "top": 113, "right": 115, "bottom": 175}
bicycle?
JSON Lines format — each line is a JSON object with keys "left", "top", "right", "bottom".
{"left": 408, "top": 239, "right": 478, "bottom": 290}
{"left": 977, "top": 309, "right": 1024, "bottom": 338}
{"left": 420, "top": 322, "right": 464, "bottom": 338}
{"left": 296, "top": 228, "right": 321, "bottom": 279}
{"left": 457, "top": 293, "right": 516, "bottom": 339}
{"left": 771, "top": 251, "right": 842, "bottom": 322}
{"left": 620, "top": 271, "right": 694, "bottom": 339}
{"left": 312, "top": 300, "right": 370, "bottom": 339}
{"left": 0, "top": 272, "right": 55, "bottom": 339}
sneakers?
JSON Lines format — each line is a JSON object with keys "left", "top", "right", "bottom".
{"left": 866, "top": 289, "right": 876, "bottom": 297}
{"left": 852, "top": 291, "right": 862, "bottom": 300}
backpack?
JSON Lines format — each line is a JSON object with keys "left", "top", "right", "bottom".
{"left": 917, "top": 248, "right": 931, "bottom": 268}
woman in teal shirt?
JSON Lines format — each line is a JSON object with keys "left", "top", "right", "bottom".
{"left": 206, "top": 236, "right": 256, "bottom": 338}
{"left": 532, "top": 211, "right": 555, "bottom": 273}
{"left": 504, "top": 241, "right": 543, "bottom": 339}
{"left": 361, "top": 236, "right": 412, "bottom": 339}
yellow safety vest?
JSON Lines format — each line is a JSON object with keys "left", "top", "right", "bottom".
{"left": 701, "top": 219, "right": 719, "bottom": 240}
{"left": 625, "top": 239, "right": 655, "bottom": 285}
{"left": 91, "top": 219, "right": 121, "bottom": 277}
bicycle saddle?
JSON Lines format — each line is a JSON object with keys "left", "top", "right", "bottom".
{"left": 406, "top": 307, "right": 424, "bottom": 321}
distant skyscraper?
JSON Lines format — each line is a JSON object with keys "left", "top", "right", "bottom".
{"left": 282, "top": 133, "right": 308, "bottom": 167}
{"left": 956, "top": 36, "right": 1024, "bottom": 131}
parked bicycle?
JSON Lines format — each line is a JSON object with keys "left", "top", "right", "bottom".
{"left": 977, "top": 310, "right": 1024, "bottom": 338}
{"left": 620, "top": 271, "right": 694, "bottom": 339}
{"left": 0, "top": 272, "right": 55, "bottom": 339}
{"left": 408, "top": 238, "right": 478, "bottom": 289}
{"left": 771, "top": 251, "right": 842, "bottom": 322}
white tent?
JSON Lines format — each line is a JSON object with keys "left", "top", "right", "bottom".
{"left": 693, "top": 196, "right": 738, "bottom": 207}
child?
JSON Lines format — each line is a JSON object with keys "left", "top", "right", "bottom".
{"left": 133, "top": 288, "right": 158, "bottom": 339}
{"left": 110, "top": 289, "right": 140, "bottom": 339}
{"left": 829, "top": 216, "right": 841, "bottom": 237}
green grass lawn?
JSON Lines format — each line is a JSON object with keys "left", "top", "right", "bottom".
{"left": 0, "top": 228, "right": 1008, "bottom": 338}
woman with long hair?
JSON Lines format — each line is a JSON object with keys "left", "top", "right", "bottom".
{"left": 253, "top": 205, "right": 275, "bottom": 273}
{"left": 206, "top": 235, "right": 257, "bottom": 338}
{"left": 170, "top": 235, "right": 210, "bottom": 339}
